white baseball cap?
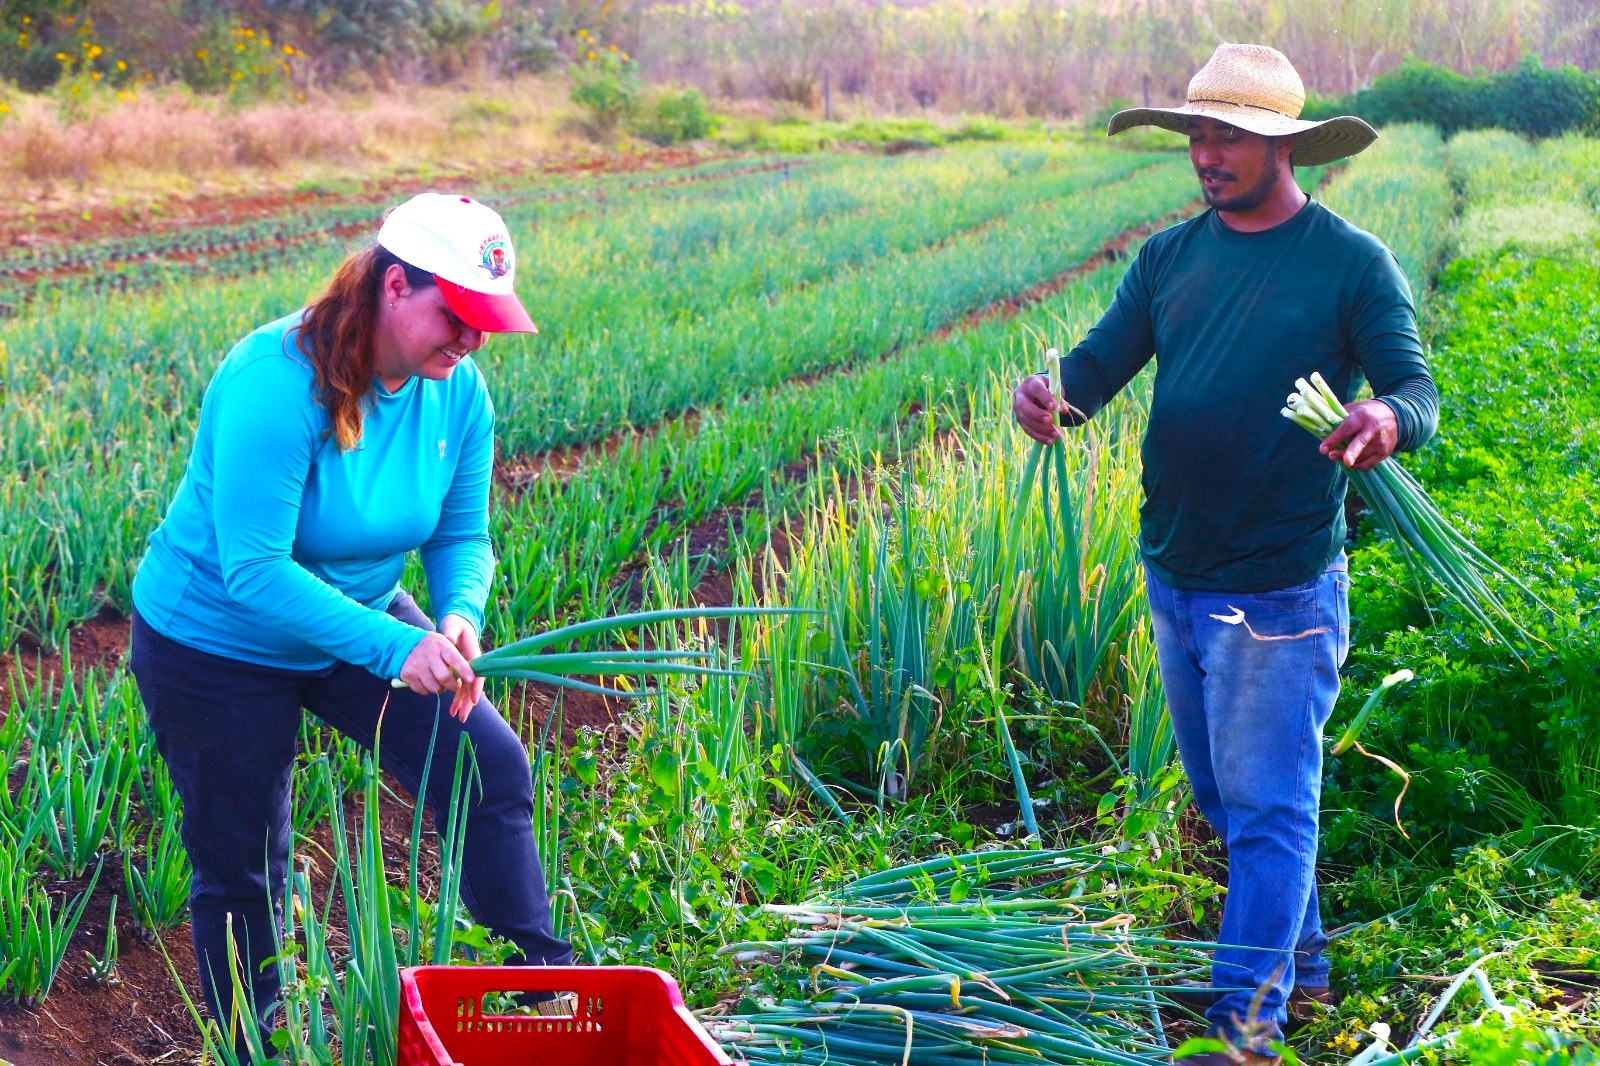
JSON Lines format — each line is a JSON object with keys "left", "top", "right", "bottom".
{"left": 377, "top": 193, "right": 538, "bottom": 334}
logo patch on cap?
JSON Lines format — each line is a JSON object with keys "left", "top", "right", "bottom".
{"left": 480, "top": 235, "right": 512, "bottom": 280}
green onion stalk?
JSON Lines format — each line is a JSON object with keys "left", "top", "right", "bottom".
{"left": 394, "top": 606, "right": 808, "bottom": 697}
{"left": 1283, "top": 372, "right": 1552, "bottom": 654}
{"left": 1330, "top": 668, "right": 1414, "bottom": 756}
{"left": 712, "top": 849, "right": 1219, "bottom": 1065}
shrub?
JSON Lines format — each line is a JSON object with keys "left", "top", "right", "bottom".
{"left": 179, "top": 22, "right": 301, "bottom": 106}
{"left": 1478, "top": 54, "right": 1600, "bottom": 138}
{"left": 1300, "top": 88, "right": 1351, "bottom": 122}
{"left": 570, "top": 46, "right": 642, "bottom": 138}
{"left": 503, "top": 26, "right": 559, "bottom": 77}
{"left": 1346, "top": 59, "right": 1480, "bottom": 134}
{"left": 632, "top": 88, "right": 715, "bottom": 145}
{"left": 1324, "top": 55, "right": 1600, "bottom": 138}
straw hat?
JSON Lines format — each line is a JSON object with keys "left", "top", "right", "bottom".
{"left": 1108, "top": 44, "right": 1377, "bottom": 167}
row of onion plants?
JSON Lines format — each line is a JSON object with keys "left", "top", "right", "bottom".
{"left": 746, "top": 368, "right": 1170, "bottom": 821}
{"left": 490, "top": 147, "right": 1179, "bottom": 452}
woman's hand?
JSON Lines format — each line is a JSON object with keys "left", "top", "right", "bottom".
{"left": 438, "top": 614, "right": 485, "bottom": 722}
{"left": 398, "top": 624, "right": 480, "bottom": 722}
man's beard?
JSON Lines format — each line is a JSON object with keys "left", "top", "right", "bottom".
{"left": 1200, "top": 162, "right": 1280, "bottom": 211}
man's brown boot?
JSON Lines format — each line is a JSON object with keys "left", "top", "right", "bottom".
{"left": 1286, "top": 984, "right": 1337, "bottom": 1029}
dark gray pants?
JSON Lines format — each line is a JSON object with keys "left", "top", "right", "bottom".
{"left": 130, "top": 592, "right": 570, "bottom": 1054}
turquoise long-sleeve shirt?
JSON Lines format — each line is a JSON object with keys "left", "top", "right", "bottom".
{"left": 133, "top": 312, "right": 496, "bottom": 680}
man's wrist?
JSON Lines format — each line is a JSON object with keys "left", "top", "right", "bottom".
{"left": 1367, "top": 397, "right": 1405, "bottom": 450}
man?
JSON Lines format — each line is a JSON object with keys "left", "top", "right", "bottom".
{"left": 1012, "top": 44, "right": 1438, "bottom": 1064}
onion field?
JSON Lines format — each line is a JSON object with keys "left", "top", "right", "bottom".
{"left": 2, "top": 128, "right": 1598, "bottom": 1065}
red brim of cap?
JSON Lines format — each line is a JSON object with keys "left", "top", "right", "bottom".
{"left": 437, "top": 278, "right": 538, "bottom": 334}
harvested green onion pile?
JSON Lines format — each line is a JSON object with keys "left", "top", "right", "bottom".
{"left": 711, "top": 848, "right": 1215, "bottom": 1064}
{"left": 1283, "top": 373, "right": 1549, "bottom": 652}
{"left": 396, "top": 607, "right": 804, "bottom": 697}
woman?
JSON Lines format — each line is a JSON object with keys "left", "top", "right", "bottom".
{"left": 129, "top": 193, "right": 570, "bottom": 1052}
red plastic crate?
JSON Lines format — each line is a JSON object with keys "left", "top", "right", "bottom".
{"left": 398, "top": 965, "right": 733, "bottom": 1066}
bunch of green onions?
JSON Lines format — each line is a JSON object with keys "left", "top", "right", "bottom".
{"left": 395, "top": 607, "right": 804, "bottom": 697}
{"left": 711, "top": 849, "right": 1216, "bottom": 1065}
{"left": 1283, "top": 372, "right": 1548, "bottom": 653}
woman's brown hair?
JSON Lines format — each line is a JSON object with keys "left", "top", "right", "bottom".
{"left": 294, "top": 245, "right": 433, "bottom": 452}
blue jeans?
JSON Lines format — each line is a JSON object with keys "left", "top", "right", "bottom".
{"left": 1144, "top": 556, "right": 1348, "bottom": 1049}
{"left": 129, "top": 591, "right": 570, "bottom": 1056}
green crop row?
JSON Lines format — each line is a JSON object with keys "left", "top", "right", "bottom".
{"left": 1320, "top": 130, "right": 1600, "bottom": 874}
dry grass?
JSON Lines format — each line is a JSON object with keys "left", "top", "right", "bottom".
{"left": 0, "top": 76, "right": 580, "bottom": 205}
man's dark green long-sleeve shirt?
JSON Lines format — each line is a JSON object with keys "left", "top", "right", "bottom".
{"left": 1059, "top": 199, "right": 1439, "bottom": 593}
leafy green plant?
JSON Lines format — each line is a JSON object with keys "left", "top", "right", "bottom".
{"left": 632, "top": 87, "right": 715, "bottom": 145}
{"left": 20, "top": 730, "right": 136, "bottom": 878}
{"left": 569, "top": 43, "right": 641, "bottom": 137}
